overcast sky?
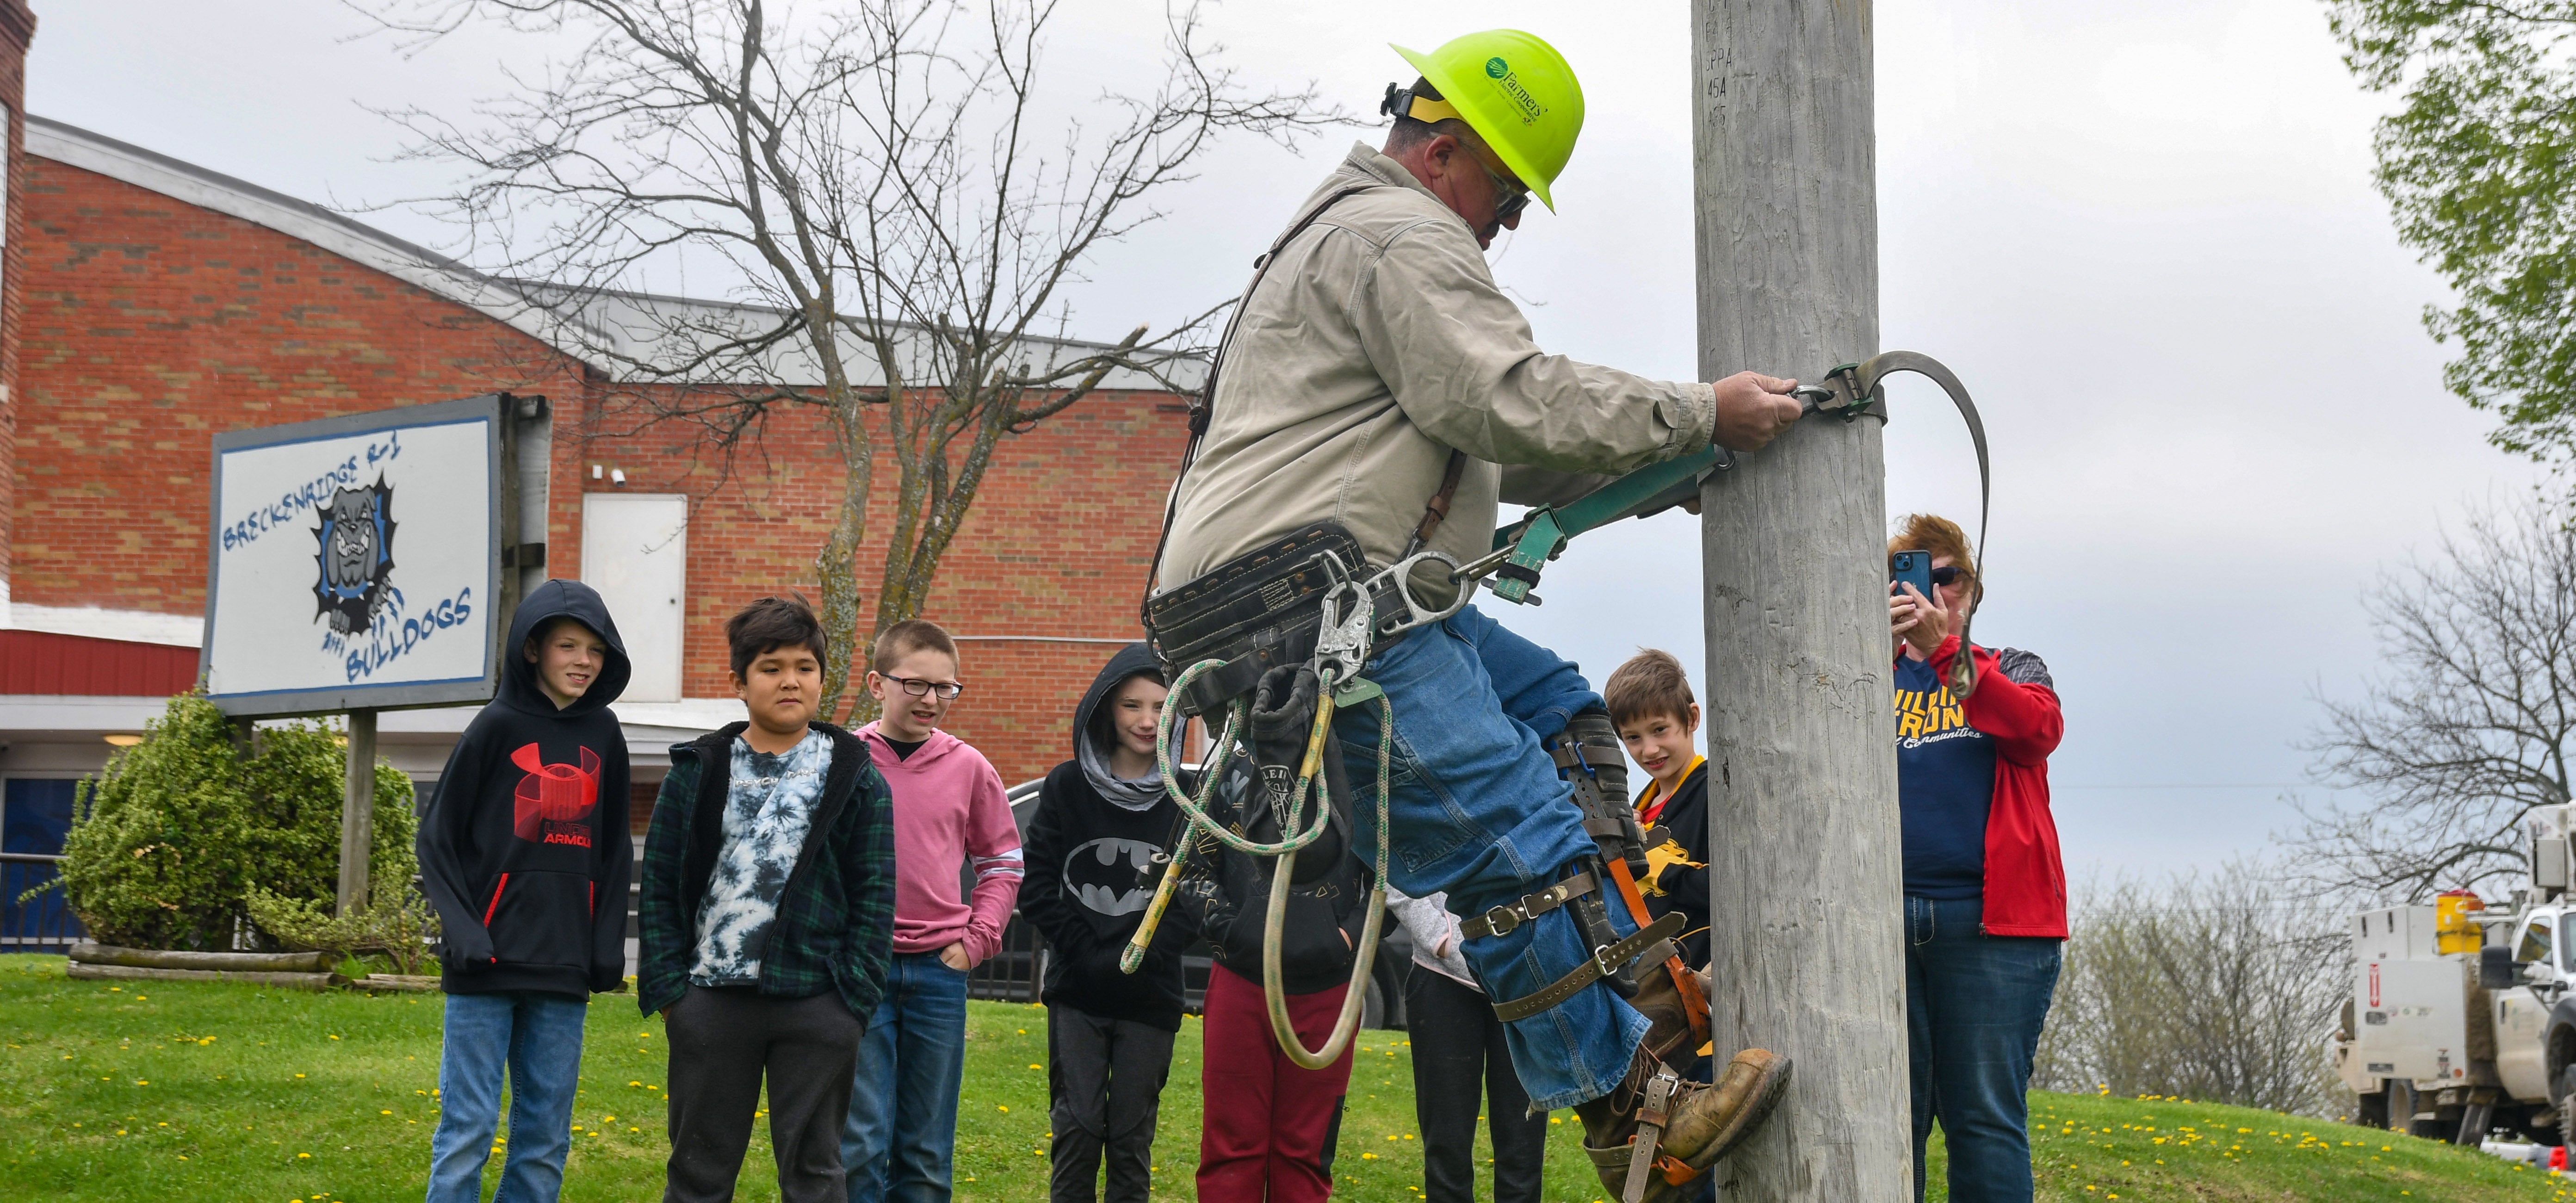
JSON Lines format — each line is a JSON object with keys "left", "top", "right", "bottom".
{"left": 28, "top": 0, "right": 2548, "bottom": 890}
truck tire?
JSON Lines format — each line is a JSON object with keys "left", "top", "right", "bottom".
{"left": 2355, "top": 1090, "right": 2388, "bottom": 1129}
{"left": 2561, "top": 1066, "right": 2576, "bottom": 1149}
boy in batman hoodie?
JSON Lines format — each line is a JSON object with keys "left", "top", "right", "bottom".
{"left": 416, "top": 579, "right": 634, "bottom": 1203}
{"left": 1017, "top": 644, "right": 1192, "bottom": 1203}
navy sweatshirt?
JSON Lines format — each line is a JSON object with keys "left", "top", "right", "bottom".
{"left": 416, "top": 580, "right": 635, "bottom": 998}
{"left": 1017, "top": 644, "right": 1194, "bottom": 1030}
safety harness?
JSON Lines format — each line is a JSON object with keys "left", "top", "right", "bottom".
{"left": 1128, "top": 171, "right": 1995, "bottom": 1203}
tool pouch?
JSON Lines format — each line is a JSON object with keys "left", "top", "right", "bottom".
{"left": 1145, "top": 522, "right": 1412, "bottom": 718}
{"left": 1249, "top": 664, "right": 1352, "bottom": 885}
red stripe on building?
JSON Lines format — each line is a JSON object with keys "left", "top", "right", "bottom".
{"left": 0, "top": 629, "right": 198, "bottom": 696}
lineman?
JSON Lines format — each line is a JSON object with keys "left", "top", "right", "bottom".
{"left": 1149, "top": 29, "right": 1804, "bottom": 1203}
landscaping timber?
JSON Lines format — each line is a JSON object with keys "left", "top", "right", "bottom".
{"left": 64, "top": 961, "right": 342, "bottom": 991}
{"left": 68, "top": 942, "right": 337, "bottom": 973}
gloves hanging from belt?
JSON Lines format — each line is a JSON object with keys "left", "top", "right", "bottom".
{"left": 1248, "top": 664, "right": 1350, "bottom": 885}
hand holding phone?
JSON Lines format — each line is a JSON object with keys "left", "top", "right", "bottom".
{"left": 1889, "top": 550, "right": 1932, "bottom": 602}
{"left": 1888, "top": 550, "right": 1950, "bottom": 654}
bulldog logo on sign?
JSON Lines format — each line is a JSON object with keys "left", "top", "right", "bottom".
{"left": 312, "top": 476, "right": 398, "bottom": 635}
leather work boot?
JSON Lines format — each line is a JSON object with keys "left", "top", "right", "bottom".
{"left": 1575, "top": 1047, "right": 1793, "bottom": 1203}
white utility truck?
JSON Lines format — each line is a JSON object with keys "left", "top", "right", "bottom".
{"left": 2330, "top": 803, "right": 2576, "bottom": 1144}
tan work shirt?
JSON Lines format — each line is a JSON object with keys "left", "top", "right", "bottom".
{"left": 1158, "top": 143, "right": 1717, "bottom": 607}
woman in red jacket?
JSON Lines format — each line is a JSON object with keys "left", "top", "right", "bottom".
{"left": 1887, "top": 514, "right": 2066, "bottom": 1203}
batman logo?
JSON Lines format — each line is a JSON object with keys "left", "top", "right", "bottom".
{"left": 1066, "top": 837, "right": 1163, "bottom": 917}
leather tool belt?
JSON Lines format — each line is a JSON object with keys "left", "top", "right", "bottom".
{"left": 1145, "top": 521, "right": 1412, "bottom": 718}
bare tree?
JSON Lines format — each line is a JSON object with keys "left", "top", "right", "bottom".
{"left": 2286, "top": 499, "right": 2576, "bottom": 901}
{"left": 356, "top": 0, "right": 1344, "bottom": 717}
{"left": 2032, "top": 862, "right": 2350, "bottom": 1117}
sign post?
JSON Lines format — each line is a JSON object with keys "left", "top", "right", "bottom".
{"left": 338, "top": 709, "right": 378, "bottom": 913}
{"left": 202, "top": 394, "right": 517, "bottom": 915}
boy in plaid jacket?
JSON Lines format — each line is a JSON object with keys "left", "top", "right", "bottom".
{"left": 638, "top": 596, "right": 898, "bottom": 1203}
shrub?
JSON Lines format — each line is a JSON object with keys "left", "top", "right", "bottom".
{"left": 56, "top": 691, "right": 418, "bottom": 952}
{"left": 243, "top": 882, "right": 440, "bottom": 975}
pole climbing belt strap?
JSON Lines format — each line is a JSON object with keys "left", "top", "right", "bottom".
{"left": 1603, "top": 855, "right": 1710, "bottom": 1045}
{"left": 1458, "top": 868, "right": 1599, "bottom": 941}
{"left": 1815, "top": 353, "right": 1994, "bottom": 700}
{"left": 1490, "top": 910, "right": 1686, "bottom": 1024}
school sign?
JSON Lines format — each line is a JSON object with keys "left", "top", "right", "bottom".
{"left": 200, "top": 395, "right": 508, "bottom": 716}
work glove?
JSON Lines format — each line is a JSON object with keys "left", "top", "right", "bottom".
{"left": 1249, "top": 664, "right": 1349, "bottom": 885}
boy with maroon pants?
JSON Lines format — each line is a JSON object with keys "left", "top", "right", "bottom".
{"left": 1172, "top": 778, "right": 1372, "bottom": 1202}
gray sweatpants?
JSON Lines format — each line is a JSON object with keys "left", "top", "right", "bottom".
{"left": 662, "top": 985, "right": 866, "bottom": 1203}
{"left": 1046, "top": 1005, "right": 1177, "bottom": 1203}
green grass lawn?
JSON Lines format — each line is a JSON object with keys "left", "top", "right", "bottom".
{"left": 0, "top": 953, "right": 2562, "bottom": 1202}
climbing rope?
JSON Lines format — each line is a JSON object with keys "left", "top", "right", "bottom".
{"left": 1121, "top": 651, "right": 1394, "bottom": 1070}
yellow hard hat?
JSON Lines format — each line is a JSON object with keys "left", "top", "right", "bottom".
{"left": 1390, "top": 30, "right": 1585, "bottom": 212}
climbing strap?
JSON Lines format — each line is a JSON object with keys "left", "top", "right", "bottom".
{"left": 1623, "top": 1061, "right": 1690, "bottom": 1203}
{"left": 1458, "top": 868, "right": 1600, "bottom": 940}
{"left": 1813, "top": 352, "right": 1994, "bottom": 700}
{"left": 1604, "top": 855, "right": 1711, "bottom": 1046}
{"left": 1489, "top": 910, "right": 1685, "bottom": 1023}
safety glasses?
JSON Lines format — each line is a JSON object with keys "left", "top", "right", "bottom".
{"left": 1473, "top": 152, "right": 1531, "bottom": 223}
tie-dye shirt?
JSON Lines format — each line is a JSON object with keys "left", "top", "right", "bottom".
{"left": 688, "top": 730, "right": 833, "bottom": 986}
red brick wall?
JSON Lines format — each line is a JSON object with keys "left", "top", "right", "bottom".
{"left": 12, "top": 149, "right": 1191, "bottom": 786}
{"left": 574, "top": 383, "right": 1188, "bottom": 783}
{"left": 12, "top": 158, "right": 589, "bottom": 614}
{"left": 0, "top": 2, "right": 35, "bottom": 598}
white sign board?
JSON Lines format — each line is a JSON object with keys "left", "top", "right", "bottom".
{"left": 201, "top": 395, "right": 505, "bottom": 715}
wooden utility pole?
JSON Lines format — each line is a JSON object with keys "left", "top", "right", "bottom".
{"left": 1693, "top": 3, "right": 1908, "bottom": 1201}
{"left": 337, "top": 709, "right": 378, "bottom": 914}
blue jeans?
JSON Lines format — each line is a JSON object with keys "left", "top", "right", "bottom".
{"left": 1333, "top": 604, "right": 1648, "bottom": 1110}
{"left": 425, "top": 991, "right": 588, "bottom": 1203}
{"left": 1905, "top": 895, "right": 2062, "bottom": 1203}
{"left": 842, "top": 952, "right": 970, "bottom": 1203}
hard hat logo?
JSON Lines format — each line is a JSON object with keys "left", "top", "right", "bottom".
{"left": 1392, "top": 29, "right": 1585, "bottom": 212}
{"left": 1493, "top": 72, "right": 1548, "bottom": 125}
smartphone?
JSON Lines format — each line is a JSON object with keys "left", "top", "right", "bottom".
{"left": 1889, "top": 550, "right": 1932, "bottom": 602}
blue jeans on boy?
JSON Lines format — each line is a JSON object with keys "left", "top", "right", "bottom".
{"left": 1905, "top": 895, "right": 2062, "bottom": 1203}
{"left": 1333, "top": 603, "right": 1649, "bottom": 1110}
{"left": 842, "top": 951, "right": 971, "bottom": 1203}
{"left": 426, "top": 991, "right": 588, "bottom": 1203}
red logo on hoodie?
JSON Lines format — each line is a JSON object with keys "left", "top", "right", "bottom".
{"left": 511, "top": 744, "right": 600, "bottom": 847}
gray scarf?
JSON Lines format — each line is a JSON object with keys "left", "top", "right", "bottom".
{"left": 1078, "top": 735, "right": 1165, "bottom": 812}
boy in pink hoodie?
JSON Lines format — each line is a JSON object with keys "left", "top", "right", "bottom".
{"left": 840, "top": 619, "right": 1023, "bottom": 1203}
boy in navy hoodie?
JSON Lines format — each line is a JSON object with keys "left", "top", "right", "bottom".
{"left": 416, "top": 579, "right": 635, "bottom": 1203}
{"left": 1017, "top": 644, "right": 1191, "bottom": 1203}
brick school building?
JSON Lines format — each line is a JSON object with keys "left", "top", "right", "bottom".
{"left": 0, "top": 106, "right": 1199, "bottom": 880}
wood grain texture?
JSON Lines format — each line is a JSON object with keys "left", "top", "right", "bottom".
{"left": 1692, "top": 1, "right": 1910, "bottom": 1200}
{"left": 337, "top": 709, "right": 378, "bottom": 915}
{"left": 69, "top": 943, "right": 338, "bottom": 973}
{"left": 65, "top": 962, "right": 342, "bottom": 991}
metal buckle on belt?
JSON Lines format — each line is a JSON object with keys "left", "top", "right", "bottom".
{"left": 1359, "top": 548, "right": 1474, "bottom": 638}
{"left": 1481, "top": 903, "right": 1524, "bottom": 938}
